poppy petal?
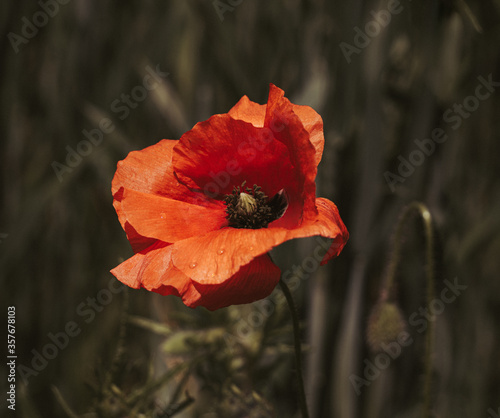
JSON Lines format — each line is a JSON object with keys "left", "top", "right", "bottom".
{"left": 264, "top": 84, "right": 319, "bottom": 226}
{"left": 189, "top": 254, "right": 281, "bottom": 310}
{"left": 308, "top": 198, "right": 349, "bottom": 264}
{"left": 110, "top": 241, "right": 174, "bottom": 290}
{"left": 120, "top": 188, "right": 227, "bottom": 243}
{"left": 112, "top": 139, "right": 220, "bottom": 252}
{"left": 112, "top": 139, "right": 216, "bottom": 205}
{"left": 110, "top": 241, "right": 202, "bottom": 306}
{"left": 171, "top": 198, "right": 348, "bottom": 285}
{"left": 113, "top": 187, "right": 157, "bottom": 253}
{"left": 291, "top": 103, "right": 324, "bottom": 167}
{"left": 111, "top": 242, "right": 280, "bottom": 310}
{"left": 228, "top": 92, "right": 324, "bottom": 164}
{"left": 172, "top": 114, "right": 295, "bottom": 199}
{"left": 227, "top": 95, "right": 266, "bottom": 127}
{"left": 112, "top": 140, "right": 176, "bottom": 199}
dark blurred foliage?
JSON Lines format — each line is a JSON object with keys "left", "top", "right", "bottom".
{"left": 1, "top": 0, "right": 500, "bottom": 417}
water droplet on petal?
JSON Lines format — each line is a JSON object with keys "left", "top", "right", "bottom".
{"left": 249, "top": 246, "right": 254, "bottom": 251}
{"left": 189, "top": 262, "right": 197, "bottom": 269}
{"left": 160, "top": 212, "right": 166, "bottom": 219}
{"left": 217, "top": 249, "right": 225, "bottom": 255}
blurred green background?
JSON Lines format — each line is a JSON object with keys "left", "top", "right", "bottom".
{"left": 1, "top": 0, "right": 500, "bottom": 417}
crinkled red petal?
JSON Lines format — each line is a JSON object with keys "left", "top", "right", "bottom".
{"left": 172, "top": 114, "right": 295, "bottom": 199}
{"left": 120, "top": 188, "right": 227, "bottom": 243}
{"left": 290, "top": 102, "right": 324, "bottom": 167}
{"left": 189, "top": 254, "right": 281, "bottom": 310}
{"left": 112, "top": 139, "right": 220, "bottom": 252}
{"left": 110, "top": 241, "right": 281, "bottom": 310}
{"left": 110, "top": 241, "right": 201, "bottom": 306}
{"left": 228, "top": 89, "right": 324, "bottom": 166}
{"left": 171, "top": 198, "right": 348, "bottom": 285}
{"left": 228, "top": 95, "right": 266, "bottom": 127}
{"left": 264, "top": 85, "right": 319, "bottom": 226}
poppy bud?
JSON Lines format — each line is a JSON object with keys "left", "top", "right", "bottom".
{"left": 366, "top": 301, "right": 406, "bottom": 352}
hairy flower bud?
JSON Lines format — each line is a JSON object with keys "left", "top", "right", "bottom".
{"left": 366, "top": 301, "right": 407, "bottom": 352}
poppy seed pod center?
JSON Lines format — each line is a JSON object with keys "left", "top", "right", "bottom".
{"left": 236, "top": 192, "right": 258, "bottom": 215}
{"left": 224, "top": 182, "right": 288, "bottom": 229}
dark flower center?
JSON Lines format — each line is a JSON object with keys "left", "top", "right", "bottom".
{"left": 224, "top": 182, "right": 288, "bottom": 229}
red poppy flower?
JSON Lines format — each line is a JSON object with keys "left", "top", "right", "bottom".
{"left": 111, "top": 84, "right": 348, "bottom": 310}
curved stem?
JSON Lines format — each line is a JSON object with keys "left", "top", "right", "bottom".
{"left": 279, "top": 279, "right": 309, "bottom": 418}
{"left": 384, "top": 201, "right": 435, "bottom": 418}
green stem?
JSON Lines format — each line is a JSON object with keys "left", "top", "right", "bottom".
{"left": 385, "top": 201, "right": 435, "bottom": 418}
{"left": 279, "top": 278, "right": 309, "bottom": 418}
